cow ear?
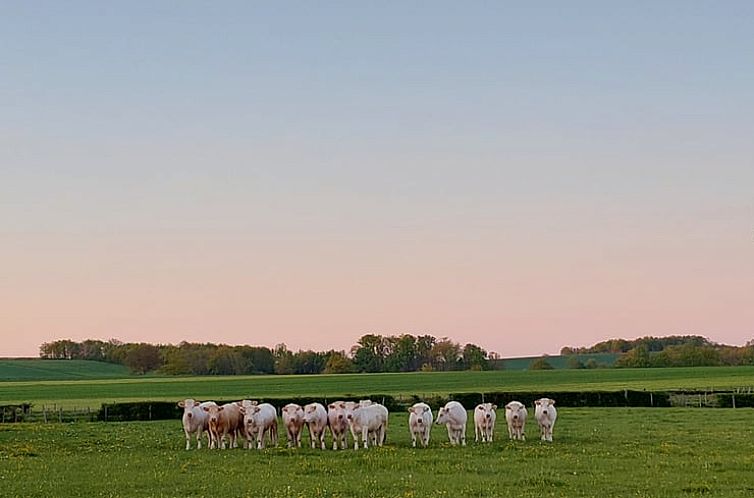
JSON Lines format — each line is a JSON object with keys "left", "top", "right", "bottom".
{"left": 177, "top": 401, "right": 185, "bottom": 408}
{"left": 239, "top": 406, "right": 246, "bottom": 415}
{"left": 251, "top": 401, "right": 259, "bottom": 406}
{"left": 408, "top": 407, "right": 414, "bottom": 413}
{"left": 492, "top": 405, "right": 497, "bottom": 410}
{"left": 535, "top": 400, "right": 541, "bottom": 406}
{"left": 235, "top": 401, "right": 243, "bottom": 407}
{"left": 549, "top": 399, "right": 555, "bottom": 406}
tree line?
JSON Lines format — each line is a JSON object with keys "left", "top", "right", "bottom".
{"left": 561, "top": 335, "right": 754, "bottom": 368}
{"left": 38, "top": 334, "right": 492, "bottom": 375}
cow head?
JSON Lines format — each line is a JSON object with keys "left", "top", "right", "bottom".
{"left": 434, "top": 407, "right": 447, "bottom": 425}
{"left": 178, "top": 399, "right": 201, "bottom": 418}
{"left": 535, "top": 398, "right": 555, "bottom": 415}
{"left": 202, "top": 404, "right": 224, "bottom": 427}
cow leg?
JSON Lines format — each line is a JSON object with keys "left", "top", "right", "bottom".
{"left": 362, "top": 427, "right": 369, "bottom": 449}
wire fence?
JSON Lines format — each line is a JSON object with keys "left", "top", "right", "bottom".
{"left": 2, "top": 388, "right": 753, "bottom": 424}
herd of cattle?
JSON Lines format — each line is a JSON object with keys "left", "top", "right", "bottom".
{"left": 178, "top": 397, "right": 558, "bottom": 450}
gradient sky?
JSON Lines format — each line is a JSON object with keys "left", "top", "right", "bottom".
{"left": 2, "top": 2, "right": 753, "bottom": 357}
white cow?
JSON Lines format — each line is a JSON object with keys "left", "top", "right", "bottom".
{"left": 435, "top": 401, "right": 467, "bottom": 446}
{"left": 281, "top": 403, "right": 305, "bottom": 448}
{"left": 534, "top": 398, "right": 557, "bottom": 442}
{"left": 504, "top": 401, "right": 527, "bottom": 440}
{"left": 342, "top": 400, "right": 377, "bottom": 446}
{"left": 303, "top": 403, "right": 328, "bottom": 450}
{"left": 327, "top": 401, "right": 350, "bottom": 450}
{"left": 240, "top": 401, "right": 278, "bottom": 449}
{"left": 408, "top": 402, "right": 433, "bottom": 448}
{"left": 474, "top": 403, "right": 497, "bottom": 443}
{"left": 347, "top": 402, "right": 388, "bottom": 450}
{"left": 178, "top": 399, "right": 213, "bottom": 450}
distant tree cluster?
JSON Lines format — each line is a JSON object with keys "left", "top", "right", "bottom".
{"left": 561, "top": 335, "right": 713, "bottom": 355}
{"left": 561, "top": 335, "right": 754, "bottom": 368}
{"left": 349, "top": 334, "right": 489, "bottom": 373}
{"left": 39, "top": 334, "right": 491, "bottom": 375}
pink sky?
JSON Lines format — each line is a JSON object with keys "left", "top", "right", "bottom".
{"left": 3, "top": 183, "right": 752, "bottom": 357}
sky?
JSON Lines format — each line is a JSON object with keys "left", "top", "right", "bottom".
{"left": 1, "top": 1, "right": 753, "bottom": 358}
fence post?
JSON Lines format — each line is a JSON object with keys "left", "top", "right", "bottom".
{"left": 43, "top": 405, "right": 48, "bottom": 423}
{"left": 104, "top": 405, "right": 108, "bottom": 422}
{"left": 732, "top": 394, "right": 736, "bottom": 409}
{"left": 649, "top": 392, "right": 653, "bottom": 407}
{"left": 149, "top": 405, "right": 152, "bottom": 421}
{"left": 58, "top": 408, "right": 63, "bottom": 423}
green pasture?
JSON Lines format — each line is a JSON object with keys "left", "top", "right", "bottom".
{"left": 3, "top": 366, "right": 754, "bottom": 410}
{"left": 496, "top": 353, "right": 619, "bottom": 370}
{"left": 1, "top": 408, "right": 753, "bottom": 497}
{"left": 0, "top": 359, "right": 132, "bottom": 381}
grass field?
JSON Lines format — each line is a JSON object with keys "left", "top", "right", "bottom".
{"left": 0, "top": 359, "right": 132, "bottom": 381}
{"left": 496, "top": 353, "right": 619, "bottom": 370}
{"left": 1, "top": 408, "right": 753, "bottom": 497}
{"left": 3, "top": 366, "right": 754, "bottom": 410}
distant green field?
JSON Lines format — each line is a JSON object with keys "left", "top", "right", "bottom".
{"left": 1, "top": 408, "right": 753, "bottom": 497}
{"left": 497, "top": 353, "right": 619, "bottom": 370}
{"left": 2, "top": 366, "right": 754, "bottom": 409}
{"left": 0, "top": 359, "right": 132, "bottom": 381}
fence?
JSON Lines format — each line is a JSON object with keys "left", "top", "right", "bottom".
{"left": 0, "top": 404, "right": 97, "bottom": 424}
{"left": 3, "top": 388, "right": 753, "bottom": 424}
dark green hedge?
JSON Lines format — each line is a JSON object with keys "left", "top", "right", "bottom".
{"left": 98, "top": 391, "right": 672, "bottom": 422}
{"left": 98, "top": 395, "right": 402, "bottom": 422}
{"left": 717, "top": 394, "right": 754, "bottom": 408}
{"left": 0, "top": 403, "right": 32, "bottom": 422}
{"left": 412, "top": 390, "right": 670, "bottom": 410}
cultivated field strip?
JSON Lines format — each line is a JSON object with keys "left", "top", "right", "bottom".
{"left": 2, "top": 367, "right": 754, "bottom": 410}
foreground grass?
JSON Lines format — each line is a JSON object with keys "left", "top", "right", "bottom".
{"left": 0, "top": 408, "right": 752, "bottom": 497}
{"left": 2, "top": 366, "right": 754, "bottom": 409}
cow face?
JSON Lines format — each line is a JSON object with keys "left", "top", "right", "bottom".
{"left": 476, "top": 403, "right": 496, "bottom": 420}
{"left": 535, "top": 398, "right": 555, "bottom": 416}
{"left": 303, "top": 403, "right": 321, "bottom": 423}
{"left": 203, "top": 404, "right": 224, "bottom": 427}
{"left": 434, "top": 407, "right": 448, "bottom": 425}
{"left": 241, "top": 405, "right": 261, "bottom": 428}
{"left": 178, "top": 399, "right": 200, "bottom": 417}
